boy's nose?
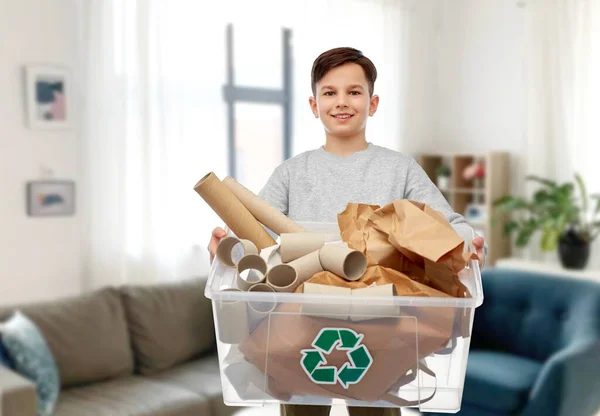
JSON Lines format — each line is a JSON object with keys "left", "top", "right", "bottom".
{"left": 336, "top": 96, "right": 348, "bottom": 107}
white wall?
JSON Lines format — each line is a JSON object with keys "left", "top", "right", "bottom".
{"left": 0, "top": 0, "right": 81, "bottom": 305}
{"left": 429, "top": 0, "right": 527, "bottom": 196}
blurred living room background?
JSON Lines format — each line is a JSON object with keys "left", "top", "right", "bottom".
{"left": 1, "top": 0, "right": 599, "bottom": 415}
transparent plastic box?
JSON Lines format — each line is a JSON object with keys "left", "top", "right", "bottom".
{"left": 205, "top": 222, "right": 483, "bottom": 413}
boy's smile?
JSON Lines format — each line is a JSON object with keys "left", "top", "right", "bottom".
{"left": 309, "top": 63, "right": 379, "bottom": 144}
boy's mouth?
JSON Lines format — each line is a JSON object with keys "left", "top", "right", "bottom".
{"left": 332, "top": 113, "right": 354, "bottom": 119}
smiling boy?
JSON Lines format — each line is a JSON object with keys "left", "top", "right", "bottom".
{"left": 208, "top": 47, "right": 485, "bottom": 415}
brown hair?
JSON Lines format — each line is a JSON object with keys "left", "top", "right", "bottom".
{"left": 311, "top": 47, "right": 377, "bottom": 96}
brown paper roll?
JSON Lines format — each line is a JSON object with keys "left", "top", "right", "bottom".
{"left": 350, "top": 283, "right": 400, "bottom": 322}
{"left": 318, "top": 244, "right": 368, "bottom": 281}
{"left": 216, "top": 236, "right": 259, "bottom": 267}
{"left": 280, "top": 233, "right": 326, "bottom": 263}
{"left": 236, "top": 254, "right": 267, "bottom": 290}
{"left": 247, "top": 283, "right": 276, "bottom": 332}
{"left": 194, "top": 172, "right": 276, "bottom": 249}
{"left": 222, "top": 176, "right": 305, "bottom": 235}
{"left": 215, "top": 288, "right": 250, "bottom": 344}
{"left": 288, "top": 250, "right": 324, "bottom": 285}
{"left": 266, "top": 264, "right": 298, "bottom": 293}
{"left": 301, "top": 282, "right": 351, "bottom": 320}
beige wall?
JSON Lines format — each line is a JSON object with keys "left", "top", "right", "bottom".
{"left": 0, "top": 0, "right": 81, "bottom": 305}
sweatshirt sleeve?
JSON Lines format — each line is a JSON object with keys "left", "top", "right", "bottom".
{"left": 258, "top": 165, "right": 289, "bottom": 215}
{"left": 403, "top": 157, "right": 488, "bottom": 265}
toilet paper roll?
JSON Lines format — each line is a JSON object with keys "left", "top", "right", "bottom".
{"left": 280, "top": 233, "right": 326, "bottom": 263}
{"left": 222, "top": 176, "right": 306, "bottom": 235}
{"left": 247, "top": 283, "right": 276, "bottom": 332}
{"left": 216, "top": 237, "right": 258, "bottom": 267}
{"left": 266, "top": 264, "right": 298, "bottom": 292}
{"left": 301, "top": 282, "right": 351, "bottom": 320}
{"left": 318, "top": 244, "right": 368, "bottom": 281}
{"left": 236, "top": 254, "right": 267, "bottom": 290}
{"left": 194, "top": 172, "right": 276, "bottom": 249}
{"left": 349, "top": 284, "right": 400, "bottom": 322}
{"left": 215, "top": 288, "right": 250, "bottom": 344}
{"left": 288, "top": 250, "right": 324, "bottom": 285}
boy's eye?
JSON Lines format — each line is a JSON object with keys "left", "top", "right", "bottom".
{"left": 350, "top": 91, "right": 361, "bottom": 95}
{"left": 324, "top": 91, "right": 334, "bottom": 96}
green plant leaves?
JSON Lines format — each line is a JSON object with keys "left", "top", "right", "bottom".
{"left": 492, "top": 173, "right": 599, "bottom": 250}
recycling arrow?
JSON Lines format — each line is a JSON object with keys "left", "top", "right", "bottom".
{"left": 300, "top": 327, "right": 373, "bottom": 389}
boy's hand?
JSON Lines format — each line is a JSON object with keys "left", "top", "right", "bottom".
{"left": 208, "top": 227, "right": 227, "bottom": 264}
{"left": 472, "top": 236, "right": 485, "bottom": 268}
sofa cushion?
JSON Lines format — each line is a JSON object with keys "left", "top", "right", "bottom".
{"left": 0, "top": 288, "right": 134, "bottom": 388}
{"left": 54, "top": 376, "right": 210, "bottom": 416}
{"left": 0, "top": 311, "right": 60, "bottom": 416}
{"left": 120, "top": 278, "right": 215, "bottom": 375}
{"left": 149, "top": 356, "right": 234, "bottom": 416}
{"left": 462, "top": 350, "right": 542, "bottom": 413}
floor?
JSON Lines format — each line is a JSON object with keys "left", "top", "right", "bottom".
{"left": 234, "top": 405, "right": 419, "bottom": 415}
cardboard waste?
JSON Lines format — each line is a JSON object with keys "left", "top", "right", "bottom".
{"left": 194, "top": 172, "right": 479, "bottom": 406}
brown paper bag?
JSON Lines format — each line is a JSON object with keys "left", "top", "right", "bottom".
{"left": 337, "top": 200, "right": 477, "bottom": 298}
{"left": 238, "top": 264, "right": 454, "bottom": 404}
{"left": 238, "top": 300, "right": 453, "bottom": 404}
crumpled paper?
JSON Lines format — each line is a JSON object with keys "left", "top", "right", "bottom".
{"left": 337, "top": 200, "right": 478, "bottom": 298}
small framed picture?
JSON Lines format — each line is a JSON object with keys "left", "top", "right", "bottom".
{"left": 24, "top": 65, "right": 72, "bottom": 129}
{"left": 26, "top": 180, "right": 75, "bottom": 217}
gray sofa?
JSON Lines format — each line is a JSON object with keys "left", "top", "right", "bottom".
{"left": 0, "top": 277, "right": 237, "bottom": 416}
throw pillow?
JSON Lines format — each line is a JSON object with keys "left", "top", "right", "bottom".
{"left": 0, "top": 335, "right": 16, "bottom": 369}
{"left": 0, "top": 310, "right": 60, "bottom": 416}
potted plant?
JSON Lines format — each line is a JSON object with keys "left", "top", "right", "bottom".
{"left": 493, "top": 173, "right": 600, "bottom": 269}
{"left": 435, "top": 165, "right": 451, "bottom": 190}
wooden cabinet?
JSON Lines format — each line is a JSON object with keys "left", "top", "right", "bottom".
{"left": 417, "top": 151, "right": 511, "bottom": 266}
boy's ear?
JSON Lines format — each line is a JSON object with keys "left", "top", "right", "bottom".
{"left": 369, "top": 94, "right": 380, "bottom": 116}
{"left": 308, "top": 96, "right": 319, "bottom": 118}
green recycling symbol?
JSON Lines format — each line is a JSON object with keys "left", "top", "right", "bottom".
{"left": 300, "top": 327, "right": 373, "bottom": 389}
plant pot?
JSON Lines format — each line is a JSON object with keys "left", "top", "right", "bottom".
{"left": 558, "top": 231, "right": 590, "bottom": 270}
{"left": 437, "top": 176, "right": 449, "bottom": 190}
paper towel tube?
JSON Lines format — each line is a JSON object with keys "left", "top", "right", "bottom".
{"left": 222, "top": 176, "right": 305, "bottom": 235}
{"left": 216, "top": 237, "right": 258, "bottom": 267}
{"left": 247, "top": 283, "right": 276, "bottom": 332}
{"left": 349, "top": 284, "right": 400, "bottom": 322}
{"left": 318, "top": 244, "right": 367, "bottom": 281}
{"left": 236, "top": 254, "right": 267, "bottom": 290}
{"left": 194, "top": 172, "right": 276, "bottom": 249}
{"left": 301, "top": 282, "right": 351, "bottom": 320}
{"left": 288, "top": 250, "right": 324, "bottom": 285}
{"left": 266, "top": 264, "right": 298, "bottom": 293}
{"left": 215, "top": 288, "right": 250, "bottom": 344}
{"left": 280, "top": 233, "right": 326, "bottom": 263}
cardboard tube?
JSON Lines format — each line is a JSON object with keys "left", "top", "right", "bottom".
{"left": 216, "top": 237, "right": 258, "bottom": 267}
{"left": 301, "top": 282, "right": 351, "bottom": 320}
{"left": 215, "top": 288, "right": 250, "bottom": 344}
{"left": 318, "top": 244, "right": 368, "bottom": 281}
{"left": 350, "top": 284, "right": 400, "bottom": 322}
{"left": 288, "top": 250, "right": 324, "bottom": 285}
{"left": 236, "top": 254, "right": 267, "bottom": 290}
{"left": 194, "top": 172, "right": 276, "bottom": 249}
{"left": 280, "top": 233, "right": 326, "bottom": 263}
{"left": 266, "top": 264, "right": 298, "bottom": 292}
{"left": 222, "top": 176, "right": 305, "bottom": 235}
{"left": 247, "top": 283, "right": 276, "bottom": 332}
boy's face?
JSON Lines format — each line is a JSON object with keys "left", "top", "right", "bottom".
{"left": 309, "top": 63, "right": 379, "bottom": 139}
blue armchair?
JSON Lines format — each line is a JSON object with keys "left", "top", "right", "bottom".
{"left": 422, "top": 267, "right": 600, "bottom": 416}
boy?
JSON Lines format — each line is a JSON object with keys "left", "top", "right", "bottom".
{"left": 208, "top": 47, "right": 486, "bottom": 416}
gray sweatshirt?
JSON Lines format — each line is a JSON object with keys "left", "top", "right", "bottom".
{"left": 258, "top": 143, "right": 486, "bottom": 262}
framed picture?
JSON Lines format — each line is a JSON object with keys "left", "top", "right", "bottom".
{"left": 26, "top": 180, "right": 75, "bottom": 217}
{"left": 24, "top": 65, "right": 72, "bottom": 129}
